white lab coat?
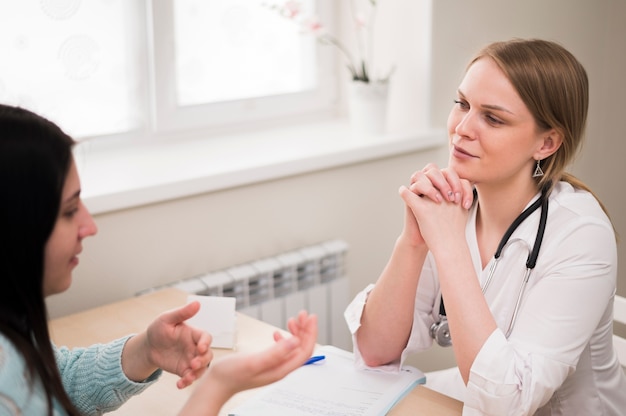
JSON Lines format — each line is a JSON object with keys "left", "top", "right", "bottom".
{"left": 345, "top": 181, "right": 626, "bottom": 415}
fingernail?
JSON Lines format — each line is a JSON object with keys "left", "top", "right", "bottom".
{"left": 455, "top": 192, "right": 461, "bottom": 203}
{"left": 447, "top": 190, "right": 454, "bottom": 201}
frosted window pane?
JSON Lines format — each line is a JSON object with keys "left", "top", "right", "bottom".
{"left": 0, "top": 0, "right": 142, "bottom": 139}
{"left": 173, "top": 0, "right": 318, "bottom": 106}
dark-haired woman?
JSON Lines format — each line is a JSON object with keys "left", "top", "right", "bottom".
{"left": 0, "top": 104, "right": 317, "bottom": 416}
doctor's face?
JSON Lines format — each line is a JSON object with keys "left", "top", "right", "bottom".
{"left": 43, "top": 159, "right": 98, "bottom": 296}
{"left": 446, "top": 57, "right": 545, "bottom": 187}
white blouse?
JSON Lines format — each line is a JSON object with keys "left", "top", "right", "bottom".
{"left": 345, "top": 182, "right": 626, "bottom": 415}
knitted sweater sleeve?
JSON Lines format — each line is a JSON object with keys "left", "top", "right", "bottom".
{"left": 54, "top": 336, "right": 162, "bottom": 416}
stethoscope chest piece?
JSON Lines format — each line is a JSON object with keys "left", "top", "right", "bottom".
{"left": 430, "top": 315, "right": 452, "bottom": 347}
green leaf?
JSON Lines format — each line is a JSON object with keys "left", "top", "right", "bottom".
{"left": 360, "top": 61, "right": 370, "bottom": 83}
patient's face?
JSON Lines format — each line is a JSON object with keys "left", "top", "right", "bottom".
{"left": 43, "top": 159, "right": 97, "bottom": 296}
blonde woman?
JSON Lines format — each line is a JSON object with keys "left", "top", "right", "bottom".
{"left": 346, "top": 39, "right": 626, "bottom": 415}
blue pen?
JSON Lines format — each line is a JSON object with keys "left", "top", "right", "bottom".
{"left": 303, "top": 355, "right": 326, "bottom": 365}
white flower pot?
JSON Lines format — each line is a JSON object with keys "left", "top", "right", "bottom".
{"left": 348, "top": 80, "right": 389, "bottom": 137}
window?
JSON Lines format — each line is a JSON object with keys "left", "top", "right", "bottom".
{"left": 0, "top": 1, "right": 147, "bottom": 138}
{"left": 151, "top": 0, "right": 337, "bottom": 133}
{"left": 0, "top": 0, "right": 337, "bottom": 141}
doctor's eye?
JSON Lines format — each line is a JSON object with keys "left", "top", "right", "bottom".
{"left": 485, "top": 113, "right": 504, "bottom": 125}
{"left": 453, "top": 99, "right": 469, "bottom": 110}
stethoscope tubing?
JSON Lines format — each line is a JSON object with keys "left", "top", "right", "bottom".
{"left": 433, "top": 186, "right": 550, "bottom": 345}
{"left": 480, "top": 240, "right": 533, "bottom": 338}
{"left": 506, "top": 267, "right": 532, "bottom": 338}
{"left": 482, "top": 238, "right": 530, "bottom": 294}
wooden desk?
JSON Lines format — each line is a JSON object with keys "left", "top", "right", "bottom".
{"left": 49, "top": 288, "right": 462, "bottom": 415}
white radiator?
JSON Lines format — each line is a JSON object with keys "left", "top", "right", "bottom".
{"left": 144, "top": 240, "right": 352, "bottom": 350}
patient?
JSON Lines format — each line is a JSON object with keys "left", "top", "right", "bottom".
{"left": 0, "top": 103, "right": 317, "bottom": 416}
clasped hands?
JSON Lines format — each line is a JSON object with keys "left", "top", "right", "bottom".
{"left": 398, "top": 163, "right": 474, "bottom": 253}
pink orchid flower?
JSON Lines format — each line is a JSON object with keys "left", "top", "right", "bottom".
{"left": 301, "top": 16, "right": 325, "bottom": 35}
{"left": 268, "top": 0, "right": 383, "bottom": 83}
{"left": 282, "top": 1, "right": 301, "bottom": 18}
{"left": 354, "top": 13, "right": 367, "bottom": 29}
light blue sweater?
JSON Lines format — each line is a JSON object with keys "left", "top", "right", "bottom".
{"left": 0, "top": 333, "right": 161, "bottom": 415}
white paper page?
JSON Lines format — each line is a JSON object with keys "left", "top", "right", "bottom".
{"left": 229, "top": 345, "right": 425, "bottom": 416}
{"left": 186, "top": 295, "right": 236, "bottom": 348}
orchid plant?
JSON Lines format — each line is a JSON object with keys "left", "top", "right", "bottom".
{"left": 267, "top": 0, "right": 389, "bottom": 84}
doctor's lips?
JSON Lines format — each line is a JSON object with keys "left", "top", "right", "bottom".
{"left": 452, "top": 145, "right": 476, "bottom": 158}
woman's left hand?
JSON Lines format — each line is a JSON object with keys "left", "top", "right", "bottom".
{"left": 178, "top": 311, "right": 318, "bottom": 416}
{"left": 207, "top": 310, "right": 318, "bottom": 394}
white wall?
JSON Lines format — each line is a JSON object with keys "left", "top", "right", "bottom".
{"left": 46, "top": 0, "right": 626, "bottom": 373}
{"left": 47, "top": 146, "right": 447, "bottom": 315}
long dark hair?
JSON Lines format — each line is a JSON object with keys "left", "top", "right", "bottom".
{"left": 0, "top": 104, "right": 81, "bottom": 415}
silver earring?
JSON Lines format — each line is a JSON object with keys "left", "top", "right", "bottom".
{"left": 532, "top": 159, "right": 544, "bottom": 178}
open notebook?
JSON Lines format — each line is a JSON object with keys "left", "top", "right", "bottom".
{"left": 228, "top": 345, "right": 426, "bottom": 416}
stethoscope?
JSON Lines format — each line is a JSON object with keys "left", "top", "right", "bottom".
{"left": 430, "top": 187, "right": 549, "bottom": 347}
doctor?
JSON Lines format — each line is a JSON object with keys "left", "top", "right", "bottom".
{"left": 345, "top": 38, "right": 626, "bottom": 415}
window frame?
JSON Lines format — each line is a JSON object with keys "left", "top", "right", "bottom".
{"left": 148, "top": 0, "right": 340, "bottom": 135}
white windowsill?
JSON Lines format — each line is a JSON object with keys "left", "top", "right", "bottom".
{"left": 75, "top": 118, "right": 445, "bottom": 215}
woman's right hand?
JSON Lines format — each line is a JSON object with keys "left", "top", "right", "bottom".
{"left": 398, "top": 204, "right": 425, "bottom": 247}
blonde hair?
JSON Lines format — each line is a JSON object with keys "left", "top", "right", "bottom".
{"left": 470, "top": 39, "right": 613, "bottom": 222}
